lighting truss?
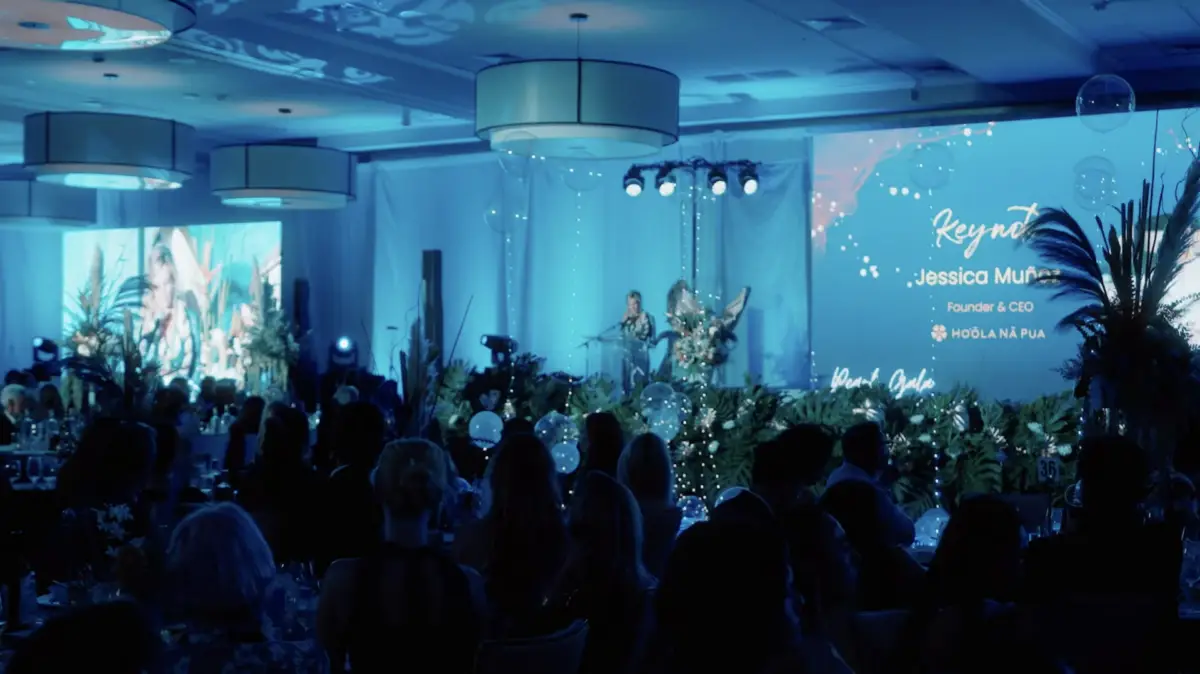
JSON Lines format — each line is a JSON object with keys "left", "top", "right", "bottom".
{"left": 622, "top": 157, "right": 760, "bottom": 197}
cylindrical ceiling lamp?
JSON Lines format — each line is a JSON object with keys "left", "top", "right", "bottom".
{"left": 0, "top": 179, "right": 97, "bottom": 228}
{"left": 0, "top": 0, "right": 196, "bottom": 51}
{"left": 23, "top": 112, "right": 196, "bottom": 190}
{"left": 475, "top": 59, "right": 680, "bottom": 159}
{"left": 209, "top": 144, "right": 357, "bottom": 209}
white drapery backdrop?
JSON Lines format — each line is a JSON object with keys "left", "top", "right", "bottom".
{"left": 372, "top": 130, "right": 812, "bottom": 387}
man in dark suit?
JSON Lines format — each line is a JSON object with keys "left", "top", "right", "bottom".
{"left": 0, "top": 384, "right": 28, "bottom": 446}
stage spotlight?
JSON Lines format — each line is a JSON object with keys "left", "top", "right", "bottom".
{"left": 655, "top": 167, "right": 676, "bottom": 196}
{"left": 32, "top": 337, "right": 59, "bottom": 363}
{"left": 623, "top": 168, "right": 644, "bottom": 197}
{"left": 329, "top": 336, "right": 358, "bottom": 368}
{"left": 708, "top": 169, "right": 728, "bottom": 196}
{"left": 481, "top": 334, "right": 518, "bottom": 365}
{"left": 739, "top": 166, "right": 759, "bottom": 195}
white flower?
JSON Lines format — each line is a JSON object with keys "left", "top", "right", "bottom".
{"left": 700, "top": 407, "right": 717, "bottom": 428}
{"left": 1055, "top": 444, "right": 1073, "bottom": 457}
{"left": 679, "top": 441, "right": 695, "bottom": 457}
{"left": 109, "top": 504, "right": 133, "bottom": 522}
{"left": 1026, "top": 422, "right": 1044, "bottom": 433}
{"left": 721, "top": 420, "right": 736, "bottom": 430}
{"left": 918, "top": 434, "right": 932, "bottom": 443}
{"left": 707, "top": 440, "right": 720, "bottom": 454}
{"left": 771, "top": 419, "right": 787, "bottom": 431}
{"left": 910, "top": 414, "right": 925, "bottom": 424}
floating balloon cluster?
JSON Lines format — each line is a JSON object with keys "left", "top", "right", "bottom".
{"left": 536, "top": 411, "right": 581, "bottom": 475}
{"left": 640, "top": 382, "right": 690, "bottom": 442}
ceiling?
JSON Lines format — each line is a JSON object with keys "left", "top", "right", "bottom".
{"left": 2, "top": 0, "right": 1200, "bottom": 160}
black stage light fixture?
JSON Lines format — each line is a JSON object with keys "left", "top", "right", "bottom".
{"left": 623, "top": 167, "right": 644, "bottom": 196}
{"left": 481, "top": 334, "right": 518, "bottom": 365}
{"left": 739, "top": 165, "right": 759, "bottom": 195}
{"left": 655, "top": 166, "right": 676, "bottom": 196}
{"left": 329, "top": 335, "right": 359, "bottom": 369}
{"left": 708, "top": 168, "right": 728, "bottom": 195}
{"left": 32, "top": 337, "right": 59, "bottom": 363}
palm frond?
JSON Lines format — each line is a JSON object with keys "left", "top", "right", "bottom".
{"left": 1022, "top": 208, "right": 1109, "bottom": 307}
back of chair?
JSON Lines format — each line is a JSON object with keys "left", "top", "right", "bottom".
{"left": 474, "top": 620, "right": 589, "bottom": 674}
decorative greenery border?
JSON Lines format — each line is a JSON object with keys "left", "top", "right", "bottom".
{"left": 434, "top": 354, "right": 1081, "bottom": 514}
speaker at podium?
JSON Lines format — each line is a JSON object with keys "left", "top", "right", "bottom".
{"left": 579, "top": 328, "right": 652, "bottom": 393}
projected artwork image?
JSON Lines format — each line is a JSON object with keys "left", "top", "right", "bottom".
{"left": 61, "top": 222, "right": 282, "bottom": 388}
{"left": 142, "top": 224, "right": 282, "bottom": 384}
{"left": 811, "top": 110, "right": 1200, "bottom": 400}
{"left": 62, "top": 228, "right": 142, "bottom": 359}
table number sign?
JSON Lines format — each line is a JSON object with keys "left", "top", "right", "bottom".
{"left": 1037, "top": 456, "right": 1061, "bottom": 484}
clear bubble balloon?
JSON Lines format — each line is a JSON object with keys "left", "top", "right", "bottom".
{"left": 909, "top": 142, "right": 954, "bottom": 191}
{"left": 640, "top": 382, "right": 675, "bottom": 415}
{"left": 559, "top": 152, "right": 603, "bottom": 192}
{"left": 1076, "top": 74, "right": 1135, "bottom": 134}
{"left": 678, "top": 494, "right": 708, "bottom": 521}
{"left": 671, "top": 392, "right": 691, "bottom": 420}
{"left": 648, "top": 409, "right": 681, "bottom": 442}
{"left": 550, "top": 441, "right": 581, "bottom": 474}
{"left": 483, "top": 199, "right": 506, "bottom": 232}
{"left": 714, "top": 486, "right": 747, "bottom": 507}
{"left": 914, "top": 506, "right": 951, "bottom": 547}
{"left": 1074, "top": 156, "right": 1119, "bottom": 212}
{"left": 497, "top": 148, "right": 531, "bottom": 180}
{"left": 469, "top": 411, "right": 503, "bottom": 448}
{"left": 535, "top": 411, "right": 577, "bottom": 447}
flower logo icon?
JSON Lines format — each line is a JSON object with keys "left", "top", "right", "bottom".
{"left": 931, "top": 324, "right": 947, "bottom": 342}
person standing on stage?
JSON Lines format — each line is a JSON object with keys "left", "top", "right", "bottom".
{"left": 620, "top": 291, "right": 655, "bottom": 391}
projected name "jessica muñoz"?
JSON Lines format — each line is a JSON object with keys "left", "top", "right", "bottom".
{"left": 914, "top": 266, "right": 1057, "bottom": 286}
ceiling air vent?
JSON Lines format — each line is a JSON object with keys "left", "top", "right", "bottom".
{"left": 800, "top": 17, "right": 865, "bottom": 32}
{"left": 706, "top": 73, "right": 753, "bottom": 84}
{"left": 748, "top": 69, "right": 799, "bottom": 80}
{"left": 478, "top": 53, "right": 521, "bottom": 64}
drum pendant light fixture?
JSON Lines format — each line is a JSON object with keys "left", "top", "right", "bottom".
{"left": 0, "top": 178, "right": 97, "bottom": 228}
{"left": 209, "top": 144, "right": 357, "bottom": 210}
{"left": 0, "top": 0, "right": 196, "bottom": 51}
{"left": 23, "top": 112, "right": 196, "bottom": 190}
{"left": 474, "top": 13, "right": 680, "bottom": 159}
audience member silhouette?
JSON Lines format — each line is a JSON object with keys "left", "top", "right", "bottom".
{"left": 549, "top": 471, "right": 656, "bottom": 674}
{"left": 617, "top": 432, "right": 682, "bottom": 579}
{"left": 752, "top": 425, "right": 856, "bottom": 642}
{"left": 237, "top": 407, "right": 324, "bottom": 564}
{"left": 455, "top": 432, "right": 568, "bottom": 636}
{"left": 163, "top": 502, "right": 327, "bottom": 672}
{"left": 225, "top": 395, "right": 266, "bottom": 471}
{"left": 317, "top": 402, "right": 387, "bottom": 575}
{"left": 318, "top": 439, "right": 482, "bottom": 674}
{"left": 821, "top": 479, "right": 925, "bottom": 610}
{"left": 828, "top": 422, "right": 915, "bottom": 547}
{"left": 582, "top": 411, "right": 624, "bottom": 477}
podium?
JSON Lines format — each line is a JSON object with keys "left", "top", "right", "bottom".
{"left": 580, "top": 334, "right": 652, "bottom": 391}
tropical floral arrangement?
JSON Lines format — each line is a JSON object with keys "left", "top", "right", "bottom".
{"left": 670, "top": 304, "right": 731, "bottom": 379}
{"left": 1023, "top": 155, "right": 1200, "bottom": 471}
{"left": 244, "top": 280, "right": 301, "bottom": 391}
{"left": 433, "top": 355, "right": 1081, "bottom": 514}
{"left": 62, "top": 249, "right": 158, "bottom": 411}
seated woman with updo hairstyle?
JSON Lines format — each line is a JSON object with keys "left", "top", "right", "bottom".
{"left": 317, "top": 439, "right": 485, "bottom": 674}
{"left": 162, "top": 502, "right": 327, "bottom": 673}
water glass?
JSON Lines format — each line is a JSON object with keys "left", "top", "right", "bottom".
{"left": 1049, "top": 508, "right": 1064, "bottom": 534}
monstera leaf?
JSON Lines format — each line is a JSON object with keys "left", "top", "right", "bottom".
{"left": 944, "top": 434, "right": 1004, "bottom": 501}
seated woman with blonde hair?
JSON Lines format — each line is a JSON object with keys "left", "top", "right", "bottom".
{"left": 618, "top": 433, "right": 682, "bottom": 580}
{"left": 161, "top": 502, "right": 327, "bottom": 673}
{"left": 318, "top": 439, "right": 485, "bottom": 674}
